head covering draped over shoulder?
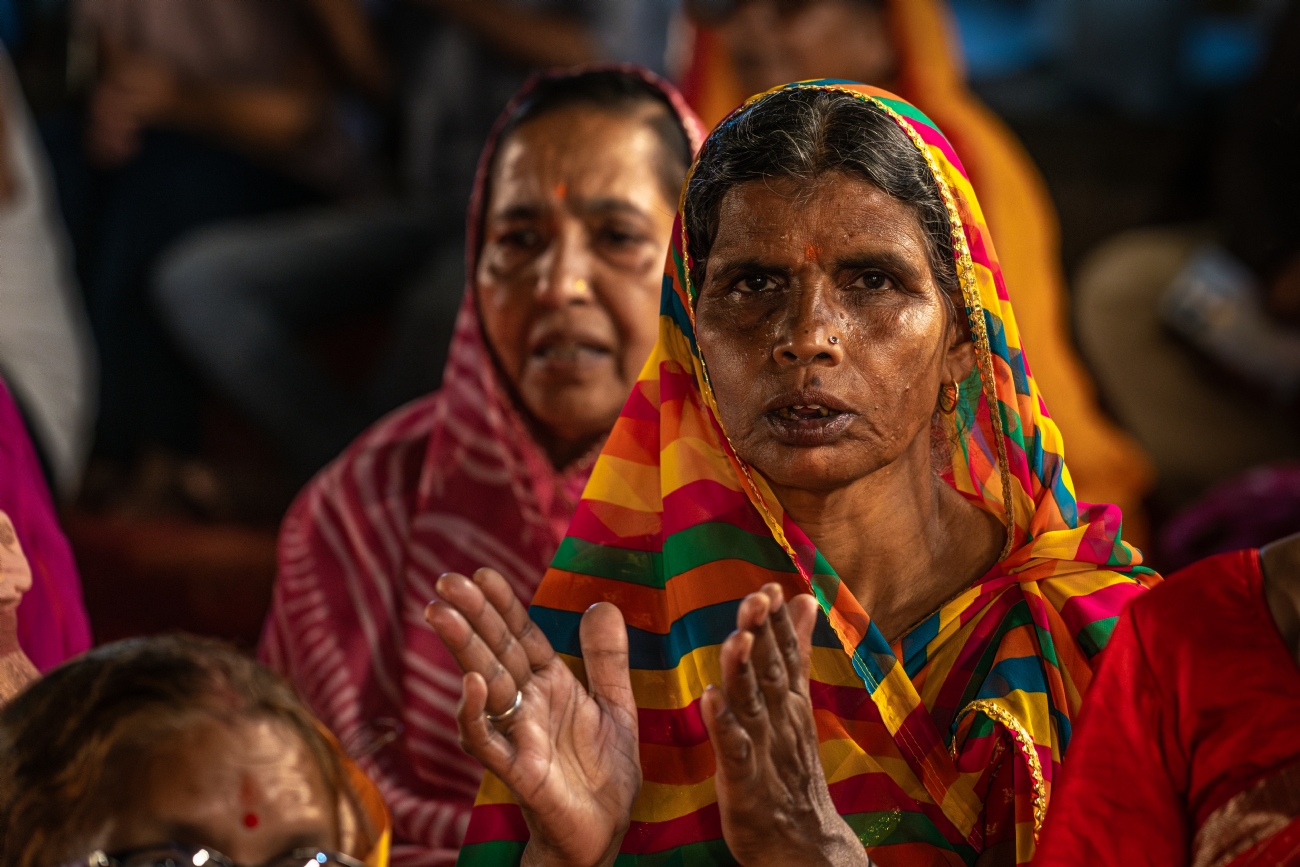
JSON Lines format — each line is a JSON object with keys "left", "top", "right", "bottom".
{"left": 459, "top": 83, "right": 1155, "bottom": 866}
{"left": 259, "top": 67, "right": 704, "bottom": 865}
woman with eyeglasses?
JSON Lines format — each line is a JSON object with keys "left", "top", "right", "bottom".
{"left": 0, "top": 635, "right": 389, "bottom": 867}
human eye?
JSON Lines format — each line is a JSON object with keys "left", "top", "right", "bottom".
{"left": 734, "top": 273, "right": 779, "bottom": 294}
{"left": 597, "top": 221, "right": 648, "bottom": 248}
{"left": 498, "top": 227, "right": 542, "bottom": 250}
{"left": 850, "top": 270, "right": 894, "bottom": 292}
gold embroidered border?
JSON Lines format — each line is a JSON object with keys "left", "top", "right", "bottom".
{"left": 951, "top": 699, "right": 1049, "bottom": 839}
{"left": 1192, "top": 757, "right": 1300, "bottom": 867}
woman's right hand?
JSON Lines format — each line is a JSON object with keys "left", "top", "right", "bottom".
{"left": 426, "top": 568, "right": 640, "bottom": 867}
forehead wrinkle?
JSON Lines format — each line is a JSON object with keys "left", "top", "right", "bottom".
{"left": 573, "top": 197, "right": 653, "bottom": 219}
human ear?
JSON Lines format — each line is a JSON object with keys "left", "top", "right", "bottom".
{"left": 941, "top": 300, "right": 976, "bottom": 385}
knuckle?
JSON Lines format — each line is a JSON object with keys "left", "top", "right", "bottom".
{"left": 490, "top": 630, "right": 515, "bottom": 657}
{"left": 740, "top": 691, "right": 765, "bottom": 718}
{"left": 760, "top": 658, "right": 786, "bottom": 686}
{"left": 723, "top": 736, "right": 752, "bottom": 764}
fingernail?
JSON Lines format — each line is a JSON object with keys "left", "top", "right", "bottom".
{"left": 740, "top": 630, "right": 755, "bottom": 661}
{"left": 702, "top": 685, "right": 724, "bottom": 717}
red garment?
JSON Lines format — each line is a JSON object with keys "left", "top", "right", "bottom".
{"left": 1034, "top": 548, "right": 1300, "bottom": 866}
{"left": 0, "top": 376, "right": 92, "bottom": 670}
{"left": 258, "top": 67, "right": 704, "bottom": 867}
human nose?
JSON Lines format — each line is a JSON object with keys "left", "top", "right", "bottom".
{"left": 772, "top": 284, "right": 845, "bottom": 367}
{"left": 535, "top": 224, "right": 594, "bottom": 307}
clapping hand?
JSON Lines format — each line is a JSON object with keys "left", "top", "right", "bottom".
{"left": 703, "top": 583, "right": 872, "bottom": 867}
{"left": 425, "top": 568, "right": 640, "bottom": 867}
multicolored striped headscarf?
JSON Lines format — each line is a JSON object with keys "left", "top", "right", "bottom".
{"left": 458, "top": 81, "right": 1155, "bottom": 866}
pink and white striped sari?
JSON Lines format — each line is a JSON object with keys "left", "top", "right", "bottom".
{"left": 258, "top": 66, "right": 702, "bottom": 867}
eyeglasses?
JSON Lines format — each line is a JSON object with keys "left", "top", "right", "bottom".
{"left": 83, "top": 846, "right": 366, "bottom": 867}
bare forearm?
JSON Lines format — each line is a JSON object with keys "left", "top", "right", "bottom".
{"left": 163, "top": 83, "right": 326, "bottom": 155}
{"left": 520, "top": 840, "right": 621, "bottom": 867}
{"left": 415, "top": 0, "right": 596, "bottom": 67}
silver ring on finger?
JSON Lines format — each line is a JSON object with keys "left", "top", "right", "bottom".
{"left": 485, "top": 689, "right": 523, "bottom": 727}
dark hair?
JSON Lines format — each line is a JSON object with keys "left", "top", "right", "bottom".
{"left": 0, "top": 635, "right": 373, "bottom": 867}
{"left": 497, "top": 69, "right": 693, "bottom": 205}
{"left": 683, "top": 88, "right": 959, "bottom": 301}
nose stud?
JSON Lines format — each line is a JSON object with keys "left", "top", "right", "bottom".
{"left": 829, "top": 335, "right": 839, "bottom": 344}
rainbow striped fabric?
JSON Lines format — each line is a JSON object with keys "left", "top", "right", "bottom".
{"left": 457, "top": 81, "right": 1155, "bottom": 866}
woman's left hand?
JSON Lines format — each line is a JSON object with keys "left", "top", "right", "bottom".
{"left": 702, "top": 584, "right": 872, "bottom": 867}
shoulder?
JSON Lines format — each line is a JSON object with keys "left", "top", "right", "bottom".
{"left": 1130, "top": 549, "right": 1259, "bottom": 633}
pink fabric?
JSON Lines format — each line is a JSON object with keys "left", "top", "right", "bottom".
{"left": 0, "top": 376, "right": 92, "bottom": 670}
{"left": 258, "top": 66, "right": 704, "bottom": 867}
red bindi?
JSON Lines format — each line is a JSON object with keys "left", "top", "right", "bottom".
{"left": 242, "top": 812, "right": 259, "bottom": 829}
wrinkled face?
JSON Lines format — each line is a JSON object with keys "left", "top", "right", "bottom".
{"left": 720, "top": 0, "right": 895, "bottom": 98}
{"left": 477, "top": 105, "right": 679, "bottom": 462}
{"left": 99, "top": 717, "right": 342, "bottom": 863}
{"left": 693, "top": 172, "right": 972, "bottom": 494}
{"left": 0, "top": 511, "right": 32, "bottom": 612}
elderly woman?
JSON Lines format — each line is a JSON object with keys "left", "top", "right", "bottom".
{"left": 681, "top": 0, "right": 1155, "bottom": 545}
{"left": 0, "top": 635, "right": 389, "bottom": 866}
{"left": 259, "top": 68, "right": 702, "bottom": 864}
{"left": 426, "top": 82, "right": 1155, "bottom": 867}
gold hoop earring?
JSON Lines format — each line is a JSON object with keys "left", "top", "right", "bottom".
{"left": 938, "top": 379, "right": 960, "bottom": 414}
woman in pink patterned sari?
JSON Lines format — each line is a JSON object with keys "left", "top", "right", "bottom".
{"left": 259, "top": 67, "right": 702, "bottom": 866}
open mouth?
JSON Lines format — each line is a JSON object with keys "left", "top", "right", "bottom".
{"left": 774, "top": 404, "right": 842, "bottom": 420}
{"left": 763, "top": 392, "right": 855, "bottom": 445}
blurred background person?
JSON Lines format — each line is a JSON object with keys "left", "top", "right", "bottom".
{"left": 677, "top": 0, "right": 1158, "bottom": 544}
{"left": 42, "top": 0, "right": 384, "bottom": 514}
{"left": 152, "top": 0, "right": 680, "bottom": 486}
{"left": 0, "top": 634, "right": 391, "bottom": 865}
{"left": 0, "top": 41, "right": 95, "bottom": 502}
{"left": 1074, "top": 0, "right": 1300, "bottom": 568}
{"left": 259, "top": 67, "right": 701, "bottom": 864}
{"left": 0, "top": 374, "right": 91, "bottom": 673}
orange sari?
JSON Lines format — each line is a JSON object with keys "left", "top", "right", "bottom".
{"left": 679, "top": 0, "right": 1154, "bottom": 544}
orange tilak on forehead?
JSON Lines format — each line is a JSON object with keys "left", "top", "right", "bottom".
{"left": 553, "top": 181, "right": 567, "bottom": 200}
{"left": 804, "top": 243, "right": 822, "bottom": 262}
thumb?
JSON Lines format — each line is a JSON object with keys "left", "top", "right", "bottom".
{"left": 579, "top": 602, "right": 638, "bottom": 732}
